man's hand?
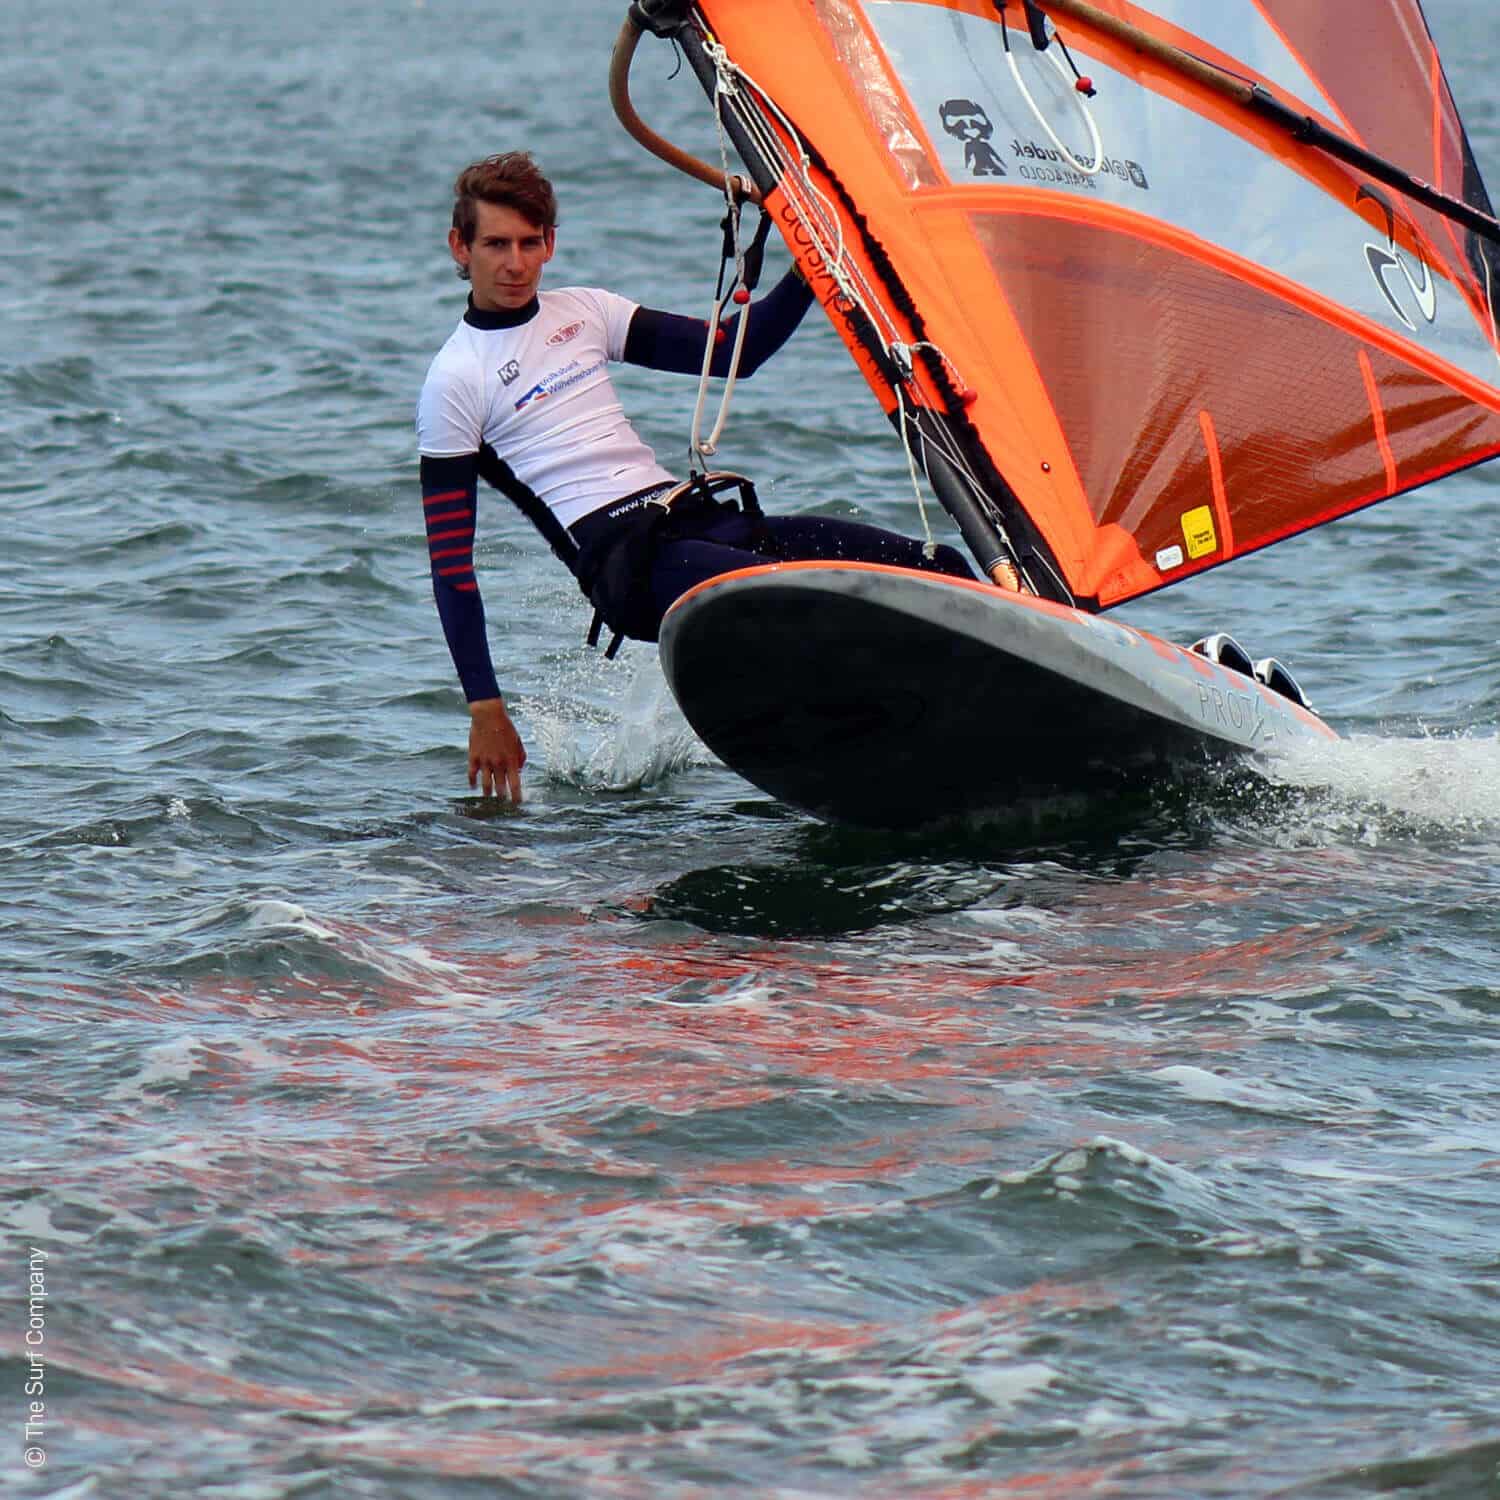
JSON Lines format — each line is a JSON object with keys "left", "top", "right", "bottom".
{"left": 468, "top": 697, "right": 526, "bottom": 803}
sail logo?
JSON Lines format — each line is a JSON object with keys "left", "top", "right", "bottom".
{"left": 1357, "top": 185, "right": 1437, "bottom": 333}
{"left": 938, "top": 100, "right": 1007, "bottom": 177}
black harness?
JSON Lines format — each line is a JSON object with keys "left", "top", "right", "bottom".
{"left": 573, "top": 471, "right": 765, "bottom": 658}
{"left": 478, "top": 447, "right": 763, "bottom": 658}
{"left": 476, "top": 442, "right": 581, "bottom": 571}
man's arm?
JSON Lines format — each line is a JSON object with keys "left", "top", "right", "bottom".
{"left": 622, "top": 264, "right": 815, "bottom": 376}
{"left": 421, "top": 452, "right": 526, "bottom": 802}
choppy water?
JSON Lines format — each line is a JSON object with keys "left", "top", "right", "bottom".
{"left": 5, "top": 2, "right": 1500, "bottom": 1495}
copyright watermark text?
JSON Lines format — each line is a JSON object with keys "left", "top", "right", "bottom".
{"left": 22, "top": 1246, "right": 49, "bottom": 1470}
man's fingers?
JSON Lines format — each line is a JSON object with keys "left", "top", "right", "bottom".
{"left": 465, "top": 715, "right": 524, "bottom": 803}
{"left": 472, "top": 757, "right": 521, "bottom": 802}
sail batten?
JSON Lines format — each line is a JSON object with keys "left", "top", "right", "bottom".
{"left": 670, "top": 0, "right": 1500, "bottom": 607}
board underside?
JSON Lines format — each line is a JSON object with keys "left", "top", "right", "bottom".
{"left": 658, "top": 564, "right": 1336, "bottom": 828}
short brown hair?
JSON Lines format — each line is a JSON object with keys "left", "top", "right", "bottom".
{"left": 451, "top": 152, "right": 558, "bottom": 247}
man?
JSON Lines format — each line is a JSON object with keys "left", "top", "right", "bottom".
{"left": 417, "top": 152, "right": 974, "bottom": 803}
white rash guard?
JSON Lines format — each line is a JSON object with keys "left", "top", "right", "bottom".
{"left": 416, "top": 287, "right": 676, "bottom": 530}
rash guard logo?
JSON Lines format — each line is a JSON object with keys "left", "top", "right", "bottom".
{"left": 498, "top": 359, "right": 520, "bottom": 386}
{"left": 546, "top": 321, "right": 584, "bottom": 347}
{"left": 513, "top": 359, "right": 604, "bottom": 411}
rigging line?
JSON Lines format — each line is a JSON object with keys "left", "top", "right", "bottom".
{"left": 688, "top": 82, "right": 755, "bottom": 464}
{"left": 719, "top": 58, "right": 845, "bottom": 262}
{"left": 717, "top": 70, "right": 930, "bottom": 368}
{"left": 719, "top": 101, "right": 916, "bottom": 410}
{"left": 903, "top": 395, "right": 1038, "bottom": 592}
{"left": 894, "top": 385, "right": 939, "bottom": 559}
{"left": 907, "top": 340, "right": 976, "bottom": 407}
{"left": 899, "top": 399, "right": 1042, "bottom": 595}
{"left": 732, "top": 106, "right": 887, "bottom": 342}
{"left": 702, "top": 43, "right": 900, "bottom": 348}
{"left": 895, "top": 378, "right": 983, "bottom": 485}
{"left": 1050, "top": 29, "right": 1097, "bottom": 96}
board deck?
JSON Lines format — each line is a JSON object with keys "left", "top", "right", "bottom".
{"left": 657, "top": 562, "right": 1337, "bottom": 827}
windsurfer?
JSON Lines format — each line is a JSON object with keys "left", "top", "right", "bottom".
{"left": 417, "top": 152, "right": 975, "bottom": 802}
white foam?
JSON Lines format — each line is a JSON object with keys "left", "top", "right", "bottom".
{"left": 243, "top": 898, "right": 340, "bottom": 940}
{"left": 239, "top": 901, "right": 500, "bottom": 1009}
{"left": 1266, "top": 728, "right": 1500, "bottom": 834}
{"left": 530, "top": 651, "right": 711, "bottom": 792}
{"left": 1150, "top": 1064, "right": 1354, "bottom": 1119}
{"left": 825, "top": 1434, "right": 878, "bottom": 1468}
{"left": 965, "top": 1360, "right": 1058, "bottom": 1410}
{"left": 0, "top": 1199, "right": 93, "bottom": 1246}
{"left": 103, "top": 1036, "right": 207, "bottom": 1102}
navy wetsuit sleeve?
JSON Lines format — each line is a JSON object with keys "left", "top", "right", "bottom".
{"left": 421, "top": 452, "right": 501, "bottom": 704}
{"left": 622, "top": 265, "right": 815, "bottom": 377}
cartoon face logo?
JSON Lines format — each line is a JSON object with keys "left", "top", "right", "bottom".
{"left": 939, "top": 98, "right": 1007, "bottom": 178}
{"left": 940, "top": 98, "right": 993, "bottom": 144}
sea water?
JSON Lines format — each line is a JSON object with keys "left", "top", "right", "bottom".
{"left": 4, "top": 1, "right": 1500, "bottom": 1494}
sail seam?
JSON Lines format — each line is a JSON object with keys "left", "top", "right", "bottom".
{"left": 1358, "top": 349, "right": 1399, "bottom": 496}
{"left": 1197, "top": 411, "right": 1235, "bottom": 562}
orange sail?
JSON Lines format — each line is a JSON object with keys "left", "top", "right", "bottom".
{"left": 644, "top": 0, "right": 1500, "bottom": 608}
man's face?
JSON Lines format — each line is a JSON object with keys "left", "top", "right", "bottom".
{"left": 449, "top": 200, "right": 555, "bottom": 312}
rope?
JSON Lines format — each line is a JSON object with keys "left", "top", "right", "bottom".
{"left": 703, "top": 44, "right": 891, "bottom": 349}
{"left": 892, "top": 380, "right": 938, "bottom": 559}
{"left": 688, "top": 54, "right": 756, "bottom": 466}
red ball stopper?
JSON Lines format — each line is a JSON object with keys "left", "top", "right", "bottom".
{"left": 1076, "top": 76, "right": 1094, "bottom": 93}
{"left": 733, "top": 287, "right": 751, "bottom": 305}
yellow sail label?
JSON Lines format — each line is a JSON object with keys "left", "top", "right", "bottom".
{"left": 1182, "top": 506, "right": 1218, "bottom": 559}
